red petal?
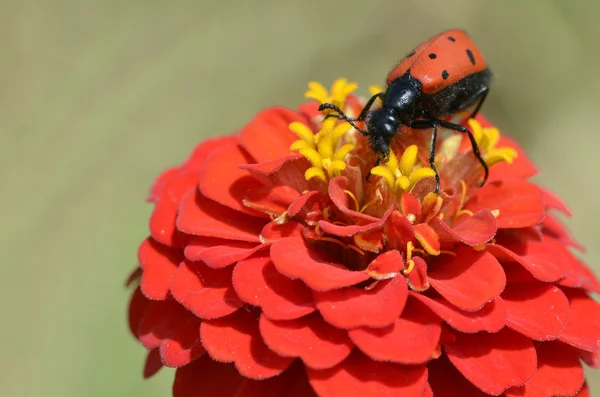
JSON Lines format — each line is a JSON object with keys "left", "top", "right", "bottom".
{"left": 138, "top": 299, "right": 192, "bottom": 349}
{"left": 239, "top": 107, "right": 306, "bottom": 163}
{"left": 236, "top": 361, "right": 318, "bottom": 397}
{"left": 366, "top": 250, "right": 404, "bottom": 280}
{"left": 542, "top": 213, "right": 584, "bottom": 251}
{"left": 314, "top": 277, "right": 408, "bottom": 329}
{"left": 430, "top": 210, "right": 497, "bottom": 246}
{"left": 143, "top": 349, "right": 163, "bottom": 379}
{"left": 413, "top": 223, "right": 441, "bottom": 255}
{"left": 159, "top": 317, "right": 205, "bottom": 367}
{"left": 386, "top": 210, "right": 415, "bottom": 249}
{"left": 177, "top": 189, "right": 264, "bottom": 242}
{"left": 399, "top": 193, "right": 422, "bottom": 219}
{"left": 465, "top": 180, "right": 545, "bottom": 228}
{"left": 486, "top": 135, "right": 539, "bottom": 181}
{"left": 428, "top": 354, "right": 490, "bottom": 397}
{"left": 487, "top": 236, "right": 571, "bottom": 282}
{"left": 128, "top": 287, "right": 152, "bottom": 338}
{"left": 171, "top": 260, "right": 243, "bottom": 319}
{"left": 406, "top": 256, "right": 429, "bottom": 291}
{"left": 503, "top": 283, "right": 569, "bottom": 341}
{"left": 173, "top": 354, "right": 244, "bottom": 397}
{"left": 270, "top": 238, "right": 369, "bottom": 291}
{"left": 444, "top": 328, "right": 537, "bottom": 395}
{"left": 429, "top": 248, "right": 506, "bottom": 311}
{"left": 259, "top": 313, "right": 353, "bottom": 369}
{"left": 232, "top": 256, "right": 316, "bottom": 320}
{"left": 504, "top": 342, "right": 584, "bottom": 397}
{"left": 148, "top": 167, "right": 180, "bottom": 202}
{"left": 559, "top": 289, "right": 600, "bottom": 351}
{"left": 200, "top": 309, "right": 294, "bottom": 379}
{"left": 244, "top": 185, "right": 300, "bottom": 216}
{"left": 184, "top": 236, "right": 265, "bottom": 268}
{"left": 328, "top": 176, "right": 392, "bottom": 226}
{"left": 182, "top": 135, "right": 239, "bottom": 173}
{"left": 240, "top": 154, "right": 314, "bottom": 193}
{"left": 261, "top": 220, "right": 305, "bottom": 242}
{"left": 308, "top": 351, "right": 427, "bottom": 397}
{"left": 138, "top": 238, "right": 183, "bottom": 300}
{"left": 199, "top": 143, "right": 264, "bottom": 216}
{"left": 558, "top": 258, "right": 600, "bottom": 294}
{"left": 349, "top": 297, "right": 441, "bottom": 364}
{"left": 576, "top": 383, "right": 590, "bottom": 397}
{"left": 541, "top": 187, "right": 572, "bottom": 216}
{"left": 287, "top": 190, "right": 322, "bottom": 217}
{"left": 150, "top": 171, "right": 197, "bottom": 248}
{"left": 410, "top": 293, "right": 506, "bottom": 333}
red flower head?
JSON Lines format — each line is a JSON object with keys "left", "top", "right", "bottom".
{"left": 127, "top": 78, "right": 600, "bottom": 396}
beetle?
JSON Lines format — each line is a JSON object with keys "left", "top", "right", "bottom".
{"left": 319, "top": 29, "right": 491, "bottom": 192}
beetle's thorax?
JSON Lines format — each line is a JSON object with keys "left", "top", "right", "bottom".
{"left": 383, "top": 74, "right": 422, "bottom": 125}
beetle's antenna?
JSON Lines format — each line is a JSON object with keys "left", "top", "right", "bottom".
{"left": 318, "top": 103, "right": 369, "bottom": 135}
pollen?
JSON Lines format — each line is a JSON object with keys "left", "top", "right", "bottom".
{"left": 290, "top": 116, "right": 355, "bottom": 182}
{"left": 369, "top": 145, "right": 436, "bottom": 194}
{"left": 305, "top": 78, "right": 358, "bottom": 112}
{"left": 468, "top": 118, "right": 518, "bottom": 167}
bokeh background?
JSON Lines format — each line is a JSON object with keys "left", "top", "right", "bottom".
{"left": 2, "top": 0, "right": 599, "bottom": 396}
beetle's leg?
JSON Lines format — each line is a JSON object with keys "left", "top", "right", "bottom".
{"left": 318, "top": 103, "right": 369, "bottom": 135}
{"left": 409, "top": 119, "right": 441, "bottom": 193}
{"left": 323, "top": 92, "right": 384, "bottom": 122}
{"left": 430, "top": 118, "right": 489, "bottom": 187}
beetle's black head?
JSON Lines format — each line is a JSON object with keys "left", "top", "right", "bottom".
{"left": 383, "top": 74, "right": 422, "bottom": 124}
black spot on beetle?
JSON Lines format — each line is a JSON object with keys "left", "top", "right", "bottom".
{"left": 428, "top": 53, "right": 437, "bottom": 59}
{"left": 441, "top": 70, "right": 449, "bottom": 80}
{"left": 466, "top": 49, "right": 476, "bottom": 65}
{"left": 448, "top": 36, "right": 456, "bottom": 42}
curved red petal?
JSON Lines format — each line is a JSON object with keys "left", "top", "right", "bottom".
{"left": 261, "top": 220, "right": 305, "bottom": 242}
{"left": 178, "top": 190, "right": 264, "bottom": 242}
{"left": 199, "top": 143, "right": 264, "bottom": 216}
{"left": 150, "top": 171, "right": 197, "bottom": 248}
{"left": 138, "top": 299, "right": 192, "bottom": 349}
{"left": 239, "top": 107, "right": 306, "bottom": 163}
{"left": 148, "top": 167, "right": 180, "bottom": 202}
{"left": 308, "top": 351, "right": 427, "bottom": 397}
{"left": 465, "top": 180, "right": 545, "bottom": 229}
{"left": 541, "top": 187, "right": 572, "bottom": 216}
{"left": 182, "top": 135, "right": 239, "bottom": 173}
{"left": 486, "top": 237, "right": 571, "bottom": 282}
{"left": 200, "top": 309, "right": 294, "bottom": 379}
{"left": 400, "top": 193, "right": 422, "bottom": 219}
{"left": 429, "top": 248, "right": 506, "bottom": 311}
{"left": 287, "top": 190, "right": 322, "bottom": 217}
{"left": 184, "top": 236, "right": 265, "bottom": 269}
{"left": 541, "top": 213, "right": 585, "bottom": 252}
{"left": 240, "top": 154, "right": 315, "bottom": 193}
{"left": 138, "top": 238, "right": 183, "bottom": 300}
{"left": 386, "top": 211, "right": 415, "bottom": 249}
{"left": 236, "top": 361, "right": 318, "bottom": 397}
{"left": 406, "top": 256, "right": 429, "bottom": 291}
{"left": 143, "top": 348, "right": 163, "bottom": 379}
{"left": 503, "top": 283, "right": 569, "bottom": 341}
{"left": 173, "top": 354, "right": 244, "bottom": 397}
{"left": 413, "top": 223, "right": 441, "bottom": 255}
{"left": 244, "top": 185, "right": 300, "bottom": 217}
{"left": 431, "top": 209, "right": 497, "bottom": 246}
{"left": 366, "top": 250, "right": 404, "bottom": 280}
{"left": 349, "top": 297, "right": 441, "bottom": 364}
{"left": 171, "top": 260, "right": 243, "bottom": 319}
{"left": 428, "top": 354, "right": 490, "bottom": 397}
{"left": 159, "top": 317, "right": 205, "bottom": 368}
{"left": 410, "top": 292, "right": 506, "bottom": 333}
{"left": 128, "top": 287, "right": 152, "bottom": 338}
{"left": 270, "top": 237, "right": 369, "bottom": 291}
{"left": 576, "top": 383, "right": 590, "bottom": 397}
{"left": 559, "top": 289, "right": 600, "bottom": 352}
{"left": 444, "top": 328, "right": 537, "bottom": 395}
{"left": 259, "top": 313, "right": 353, "bottom": 369}
{"left": 504, "top": 342, "right": 584, "bottom": 397}
{"left": 486, "top": 135, "right": 538, "bottom": 181}
{"left": 328, "top": 176, "right": 392, "bottom": 226}
{"left": 314, "top": 276, "right": 408, "bottom": 329}
{"left": 557, "top": 257, "right": 600, "bottom": 294}
{"left": 232, "top": 256, "right": 315, "bottom": 320}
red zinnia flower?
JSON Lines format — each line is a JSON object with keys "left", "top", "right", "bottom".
{"left": 126, "top": 78, "right": 600, "bottom": 396}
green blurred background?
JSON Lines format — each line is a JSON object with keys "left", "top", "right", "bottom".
{"left": 1, "top": 0, "right": 599, "bottom": 396}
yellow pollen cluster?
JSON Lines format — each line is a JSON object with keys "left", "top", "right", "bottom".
{"left": 370, "top": 145, "right": 436, "bottom": 193}
{"left": 290, "top": 118, "right": 355, "bottom": 182}
{"left": 305, "top": 78, "right": 358, "bottom": 110}
{"left": 468, "top": 118, "right": 518, "bottom": 167}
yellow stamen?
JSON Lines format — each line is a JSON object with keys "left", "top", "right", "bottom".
{"left": 344, "top": 190, "right": 359, "bottom": 212}
{"left": 347, "top": 244, "right": 366, "bottom": 256}
{"left": 323, "top": 207, "right": 330, "bottom": 221}
{"left": 439, "top": 250, "right": 457, "bottom": 257}
{"left": 491, "top": 209, "right": 500, "bottom": 218}
{"left": 468, "top": 118, "right": 518, "bottom": 167}
{"left": 403, "top": 260, "right": 415, "bottom": 275}
{"left": 359, "top": 198, "right": 379, "bottom": 214}
{"left": 319, "top": 236, "right": 347, "bottom": 249}
{"left": 473, "top": 243, "right": 486, "bottom": 251}
{"left": 370, "top": 146, "right": 436, "bottom": 194}
{"left": 305, "top": 78, "right": 358, "bottom": 111}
